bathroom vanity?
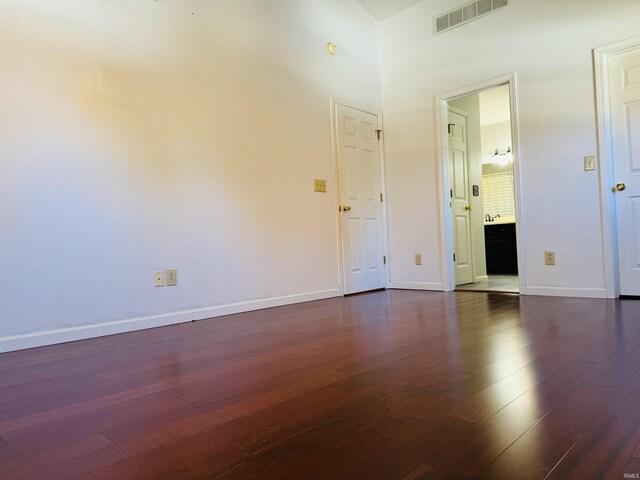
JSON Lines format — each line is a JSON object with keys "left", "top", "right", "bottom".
{"left": 484, "top": 217, "right": 518, "bottom": 274}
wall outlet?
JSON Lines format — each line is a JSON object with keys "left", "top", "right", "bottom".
{"left": 166, "top": 269, "right": 177, "bottom": 286}
{"left": 544, "top": 251, "right": 555, "bottom": 266}
{"left": 154, "top": 271, "right": 164, "bottom": 287}
{"left": 314, "top": 179, "right": 327, "bottom": 193}
{"left": 584, "top": 155, "right": 596, "bottom": 171}
{"left": 415, "top": 253, "right": 423, "bottom": 265}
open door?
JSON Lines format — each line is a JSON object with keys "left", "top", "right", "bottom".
{"left": 607, "top": 47, "right": 640, "bottom": 296}
{"left": 448, "top": 108, "right": 474, "bottom": 286}
{"left": 334, "top": 103, "right": 386, "bottom": 294}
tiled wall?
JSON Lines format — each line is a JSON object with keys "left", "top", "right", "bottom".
{"left": 482, "top": 171, "right": 515, "bottom": 217}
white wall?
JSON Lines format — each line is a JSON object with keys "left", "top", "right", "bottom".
{"left": 379, "top": 0, "right": 640, "bottom": 297}
{"left": 0, "top": 0, "right": 381, "bottom": 350}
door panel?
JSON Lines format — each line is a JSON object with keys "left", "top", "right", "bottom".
{"left": 455, "top": 215, "right": 471, "bottom": 266}
{"left": 630, "top": 197, "right": 640, "bottom": 269}
{"left": 345, "top": 146, "right": 359, "bottom": 200}
{"left": 366, "top": 218, "right": 380, "bottom": 271}
{"left": 626, "top": 101, "right": 640, "bottom": 172}
{"left": 348, "top": 218, "right": 363, "bottom": 273}
{"left": 449, "top": 109, "right": 474, "bottom": 285}
{"left": 609, "top": 48, "right": 640, "bottom": 295}
{"left": 336, "top": 104, "right": 385, "bottom": 294}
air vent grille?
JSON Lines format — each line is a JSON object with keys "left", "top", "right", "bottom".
{"left": 434, "top": 0, "right": 508, "bottom": 34}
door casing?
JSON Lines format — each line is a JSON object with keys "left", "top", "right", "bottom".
{"left": 435, "top": 73, "right": 524, "bottom": 292}
{"left": 330, "top": 97, "right": 391, "bottom": 295}
{"left": 594, "top": 35, "right": 640, "bottom": 298}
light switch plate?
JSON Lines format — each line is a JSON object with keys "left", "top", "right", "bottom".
{"left": 415, "top": 253, "right": 423, "bottom": 265}
{"left": 314, "top": 179, "right": 327, "bottom": 193}
{"left": 584, "top": 155, "right": 596, "bottom": 171}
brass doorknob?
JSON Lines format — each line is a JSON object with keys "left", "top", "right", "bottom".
{"left": 342, "top": 205, "right": 351, "bottom": 212}
{"left": 616, "top": 183, "right": 626, "bottom": 191}
{"left": 465, "top": 204, "right": 472, "bottom": 211}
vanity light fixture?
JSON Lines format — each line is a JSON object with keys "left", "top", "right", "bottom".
{"left": 490, "top": 146, "right": 513, "bottom": 166}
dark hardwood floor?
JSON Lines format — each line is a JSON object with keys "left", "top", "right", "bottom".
{"left": 1, "top": 290, "right": 640, "bottom": 479}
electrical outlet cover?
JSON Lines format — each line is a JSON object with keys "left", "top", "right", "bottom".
{"left": 166, "top": 269, "right": 177, "bottom": 286}
{"left": 544, "top": 251, "right": 555, "bottom": 266}
{"left": 415, "top": 253, "right": 423, "bottom": 265}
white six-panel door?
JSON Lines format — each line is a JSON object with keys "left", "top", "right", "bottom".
{"left": 609, "top": 48, "right": 640, "bottom": 296}
{"left": 448, "top": 109, "right": 474, "bottom": 286}
{"left": 335, "top": 104, "right": 385, "bottom": 294}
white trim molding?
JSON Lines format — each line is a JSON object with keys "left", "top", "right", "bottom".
{"left": 0, "top": 289, "right": 341, "bottom": 353}
{"left": 522, "top": 286, "right": 608, "bottom": 299}
{"left": 389, "top": 282, "right": 445, "bottom": 291}
{"left": 434, "top": 73, "right": 526, "bottom": 294}
{"left": 593, "top": 35, "right": 640, "bottom": 299}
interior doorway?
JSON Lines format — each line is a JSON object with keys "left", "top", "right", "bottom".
{"left": 436, "top": 75, "right": 523, "bottom": 294}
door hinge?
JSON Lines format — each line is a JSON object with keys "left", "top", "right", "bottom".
{"left": 383, "top": 255, "right": 386, "bottom": 265}
{"left": 380, "top": 193, "right": 383, "bottom": 202}
{"left": 375, "top": 129, "right": 382, "bottom": 140}
{"left": 450, "top": 189, "right": 453, "bottom": 198}
{"left": 448, "top": 123, "right": 455, "bottom": 134}
{"left": 453, "top": 253, "right": 456, "bottom": 262}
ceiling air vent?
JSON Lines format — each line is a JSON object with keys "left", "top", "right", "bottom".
{"left": 434, "top": 0, "right": 508, "bottom": 35}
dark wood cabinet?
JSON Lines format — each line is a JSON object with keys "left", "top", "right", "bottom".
{"left": 484, "top": 222, "right": 518, "bottom": 274}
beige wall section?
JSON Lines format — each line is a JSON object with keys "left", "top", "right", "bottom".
{"left": 379, "top": 0, "right": 640, "bottom": 296}
{"left": 0, "top": 0, "right": 381, "bottom": 342}
{"left": 449, "top": 94, "right": 487, "bottom": 281}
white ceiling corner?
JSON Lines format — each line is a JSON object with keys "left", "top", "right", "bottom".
{"left": 355, "top": 0, "right": 426, "bottom": 21}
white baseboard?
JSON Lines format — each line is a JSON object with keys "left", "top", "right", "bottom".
{"left": 388, "top": 281, "right": 445, "bottom": 291}
{"left": 520, "top": 286, "right": 608, "bottom": 299}
{"left": 474, "top": 275, "right": 489, "bottom": 282}
{"left": 0, "top": 289, "right": 341, "bottom": 353}
{"left": 388, "top": 281, "right": 608, "bottom": 299}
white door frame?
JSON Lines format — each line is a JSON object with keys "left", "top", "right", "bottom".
{"left": 594, "top": 35, "right": 640, "bottom": 298}
{"left": 435, "top": 73, "right": 525, "bottom": 292}
{"left": 330, "top": 97, "right": 391, "bottom": 295}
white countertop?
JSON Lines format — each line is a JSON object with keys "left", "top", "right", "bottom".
{"left": 484, "top": 216, "right": 516, "bottom": 225}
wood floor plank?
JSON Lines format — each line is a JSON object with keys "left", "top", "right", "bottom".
{"left": 0, "top": 434, "right": 114, "bottom": 479}
{"left": 633, "top": 441, "right": 640, "bottom": 458}
{"left": 402, "top": 463, "right": 465, "bottom": 480}
{"left": 586, "top": 350, "right": 640, "bottom": 389}
{"left": 545, "top": 415, "right": 640, "bottom": 480}
{"left": 474, "top": 421, "right": 581, "bottom": 480}
{"left": 1, "top": 290, "right": 639, "bottom": 479}
{"left": 620, "top": 457, "right": 640, "bottom": 480}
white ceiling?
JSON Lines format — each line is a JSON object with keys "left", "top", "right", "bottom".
{"left": 356, "top": 0, "right": 426, "bottom": 21}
